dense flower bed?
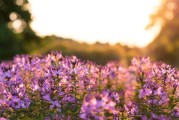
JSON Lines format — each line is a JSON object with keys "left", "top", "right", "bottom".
{"left": 0, "top": 52, "right": 179, "bottom": 120}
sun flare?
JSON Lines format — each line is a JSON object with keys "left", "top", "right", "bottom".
{"left": 29, "top": 0, "right": 160, "bottom": 47}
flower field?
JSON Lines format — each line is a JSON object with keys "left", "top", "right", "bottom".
{"left": 0, "top": 52, "right": 179, "bottom": 120}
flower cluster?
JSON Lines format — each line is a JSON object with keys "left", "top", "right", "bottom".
{"left": 0, "top": 52, "right": 178, "bottom": 120}
{"left": 80, "top": 90, "right": 119, "bottom": 120}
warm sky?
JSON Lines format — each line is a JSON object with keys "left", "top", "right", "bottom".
{"left": 29, "top": 0, "right": 160, "bottom": 47}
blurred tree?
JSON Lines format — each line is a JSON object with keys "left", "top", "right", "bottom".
{"left": 0, "top": 0, "right": 38, "bottom": 61}
{"left": 147, "top": 0, "right": 179, "bottom": 68}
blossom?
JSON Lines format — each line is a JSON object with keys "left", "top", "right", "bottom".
{"left": 139, "top": 88, "right": 152, "bottom": 98}
{"left": 0, "top": 52, "right": 178, "bottom": 119}
{"left": 125, "top": 102, "right": 139, "bottom": 116}
{"left": 80, "top": 91, "right": 119, "bottom": 120}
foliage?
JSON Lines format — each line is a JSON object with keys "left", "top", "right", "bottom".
{"left": 146, "top": 0, "right": 179, "bottom": 68}
{"left": 0, "top": 52, "right": 179, "bottom": 120}
{"left": 28, "top": 36, "right": 140, "bottom": 66}
{"left": 0, "top": 0, "right": 38, "bottom": 61}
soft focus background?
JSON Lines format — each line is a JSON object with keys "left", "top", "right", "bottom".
{"left": 0, "top": 0, "right": 178, "bottom": 67}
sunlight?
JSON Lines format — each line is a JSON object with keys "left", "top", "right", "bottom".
{"left": 29, "top": 0, "right": 160, "bottom": 47}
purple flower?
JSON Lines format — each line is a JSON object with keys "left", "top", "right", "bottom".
{"left": 130, "top": 57, "right": 151, "bottom": 74}
{"left": 0, "top": 52, "right": 178, "bottom": 119}
{"left": 80, "top": 91, "right": 119, "bottom": 120}
{"left": 139, "top": 88, "right": 152, "bottom": 98}
{"left": 50, "top": 100, "right": 61, "bottom": 109}
{"left": 42, "top": 94, "right": 51, "bottom": 101}
{"left": 125, "top": 102, "right": 139, "bottom": 116}
{"left": 151, "top": 113, "right": 170, "bottom": 120}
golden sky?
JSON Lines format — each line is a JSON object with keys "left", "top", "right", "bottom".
{"left": 29, "top": 0, "right": 160, "bottom": 47}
